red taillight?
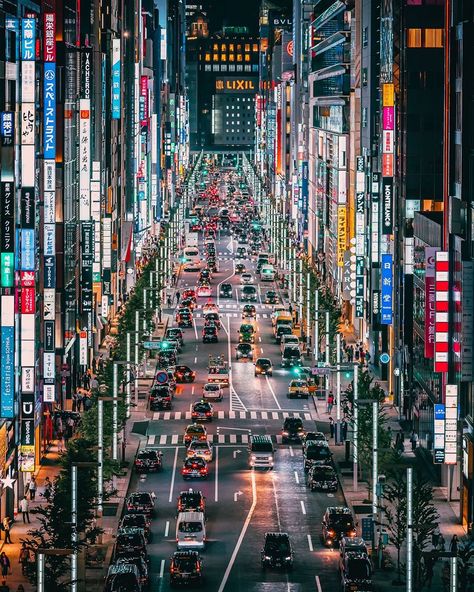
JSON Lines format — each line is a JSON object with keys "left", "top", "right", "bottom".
{"left": 206, "top": 412, "right": 211, "bottom": 416}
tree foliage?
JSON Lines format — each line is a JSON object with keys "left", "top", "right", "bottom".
{"left": 383, "top": 466, "right": 407, "bottom": 582}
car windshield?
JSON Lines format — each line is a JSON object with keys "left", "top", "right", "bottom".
{"left": 265, "top": 538, "right": 290, "bottom": 555}
{"left": 257, "top": 359, "right": 271, "bottom": 366}
{"left": 347, "top": 559, "right": 371, "bottom": 579}
{"left": 240, "top": 325, "right": 254, "bottom": 333}
{"left": 187, "top": 425, "right": 204, "bottom": 434}
{"left": 138, "top": 451, "right": 157, "bottom": 460}
{"left": 132, "top": 493, "right": 151, "bottom": 504}
{"left": 238, "top": 344, "right": 251, "bottom": 351}
{"left": 117, "top": 532, "right": 142, "bottom": 545}
{"left": 222, "top": 284, "right": 231, "bottom": 290}
{"left": 285, "top": 419, "right": 303, "bottom": 429}
{"left": 109, "top": 574, "right": 140, "bottom": 590}
{"left": 205, "top": 384, "right": 219, "bottom": 391}
{"left": 307, "top": 447, "right": 331, "bottom": 461}
{"left": 191, "top": 442, "right": 209, "bottom": 450}
{"left": 331, "top": 515, "right": 354, "bottom": 527}
{"left": 204, "top": 327, "right": 216, "bottom": 334}
{"left": 243, "top": 287, "right": 256, "bottom": 293}
{"left": 174, "top": 558, "right": 197, "bottom": 572}
{"left": 291, "top": 381, "right": 306, "bottom": 388}
{"left": 193, "top": 404, "right": 209, "bottom": 412}
{"left": 179, "top": 521, "right": 203, "bottom": 533}
{"left": 312, "top": 467, "right": 334, "bottom": 479}
{"left": 122, "top": 515, "right": 145, "bottom": 526}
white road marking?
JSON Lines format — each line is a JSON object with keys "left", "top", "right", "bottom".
{"left": 164, "top": 412, "right": 171, "bottom": 420}
{"left": 191, "top": 386, "right": 195, "bottom": 395}
{"left": 241, "top": 434, "right": 249, "bottom": 444}
{"left": 272, "top": 471, "right": 282, "bottom": 531}
{"left": 159, "top": 559, "right": 165, "bottom": 578}
{"left": 265, "top": 375, "right": 282, "bottom": 410}
{"left": 229, "top": 411, "right": 236, "bottom": 419}
{"left": 148, "top": 435, "right": 156, "bottom": 445}
{"left": 239, "top": 411, "right": 246, "bottom": 419}
{"left": 289, "top": 446, "right": 294, "bottom": 457}
{"left": 217, "top": 471, "right": 257, "bottom": 592}
{"left": 193, "top": 319, "right": 198, "bottom": 340}
{"left": 307, "top": 534, "right": 314, "bottom": 552}
{"left": 259, "top": 336, "right": 262, "bottom": 342}
{"left": 260, "top": 347, "right": 263, "bottom": 353}
{"left": 160, "top": 434, "right": 167, "bottom": 445}
{"left": 194, "top": 357, "right": 197, "bottom": 364}
{"left": 315, "top": 575, "right": 322, "bottom": 592}
{"left": 261, "top": 411, "right": 268, "bottom": 419}
{"left": 230, "top": 434, "right": 237, "bottom": 444}
{"left": 218, "top": 410, "right": 225, "bottom": 418}
{"left": 272, "top": 412, "right": 279, "bottom": 420}
{"left": 164, "top": 521, "right": 169, "bottom": 537}
{"left": 250, "top": 411, "right": 257, "bottom": 419}
{"left": 294, "top": 471, "right": 299, "bottom": 484}
{"left": 171, "top": 434, "right": 179, "bottom": 445}
{"left": 218, "top": 434, "right": 225, "bottom": 444}
{"left": 300, "top": 500, "right": 307, "bottom": 515}
{"left": 168, "top": 446, "right": 179, "bottom": 502}
{"left": 215, "top": 445, "right": 219, "bottom": 502}
{"left": 175, "top": 411, "right": 182, "bottom": 420}
{"left": 185, "top": 411, "right": 191, "bottom": 419}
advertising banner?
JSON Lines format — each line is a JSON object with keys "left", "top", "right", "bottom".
{"left": 112, "top": 39, "right": 121, "bottom": 119}
{"left": 0, "top": 182, "right": 14, "bottom": 253}
{"left": 43, "top": 13, "right": 56, "bottom": 62}
{"left": 20, "top": 229, "right": 35, "bottom": 271}
{"left": 0, "top": 112, "right": 14, "bottom": 147}
{"left": 43, "top": 63, "right": 56, "bottom": 159}
{"left": 381, "top": 179, "right": 393, "bottom": 235}
{"left": 444, "top": 385, "right": 458, "bottom": 464}
{"left": 382, "top": 106, "right": 394, "bottom": 130}
{"left": 434, "top": 251, "right": 449, "bottom": 373}
{"left": 381, "top": 254, "right": 393, "bottom": 325}
{"left": 79, "top": 99, "right": 91, "bottom": 220}
{"left": 424, "top": 247, "right": 437, "bottom": 358}
{"left": 337, "top": 206, "right": 346, "bottom": 267}
{"left": 21, "top": 103, "right": 35, "bottom": 145}
{"left": 21, "top": 19, "right": 35, "bottom": 61}
{"left": 20, "top": 287, "right": 35, "bottom": 314}
{"left": 20, "top": 188, "right": 35, "bottom": 228}
{"left": 140, "top": 75, "right": 148, "bottom": 126}
{"left": 44, "top": 224, "right": 55, "bottom": 256}
{"left": 0, "top": 326, "right": 14, "bottom": 418}
{"left": 44, "top": 255, "right": 56, "bottom": 288}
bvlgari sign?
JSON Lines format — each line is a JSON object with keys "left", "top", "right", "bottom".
{"left": 215, "top": 78, "right": 257, "bottom": 93}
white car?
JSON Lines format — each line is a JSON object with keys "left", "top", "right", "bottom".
{"left": 187, "top": 440, "right": 214, "bottom": 462}
{"left": 202, "top": 302, "right": 219, "bottom": 315}
{"left": 241, "top": 273, "right": 253, "bottom": 284}
{"left": 202, "top": 383, "right": 223, "bottom": 401}
{"left": 197, "top": 285, "right": 212, "bottom": 298}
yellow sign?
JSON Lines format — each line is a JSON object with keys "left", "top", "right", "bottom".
{"left": 337, "top": 206, "right": 347, "bottom": 267}
{"left": 382, "top": 83, "right": 394, "bottom": 107}
{"left": 0, "top": 426, "right": 7, "bottom": 478}
{"left": 215, "top": 79, "right": 256, "bottom": 92}
{"left": 19, "top": 445, "right": 35, "bottom": 473}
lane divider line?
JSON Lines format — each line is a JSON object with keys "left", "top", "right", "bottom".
{"left": 294, "top": 470, "right": 299, "bottom": 485}
{"left": 168, "top": 446, "right": 179, "bottom": 503}
{"left": 315, "top": 575, "right": 322, "bottom": 592}
{"left": 159, "top": 559, "right": 165, "bottom": 578}
{"left": 164, "top": 521, "right": 169, "bottom": 537}
{"left": 215, "top": 445, "right": 219, "bottom": 503}
{"left": 307, "top": 534, "right": 313, "bottom": 552}
{"left": 300, "top": 500, "right": 307, "bottom": 515}
{"left": 265, "top": 375, "right": 282, "bottom": 410}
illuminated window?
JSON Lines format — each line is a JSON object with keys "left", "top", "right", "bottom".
{"left": 229, "top": 44, "right": 234, "bottom": 52}
{"left": 244, "top": 54, "right": 250, "bottom": 62}
{"left": 424, "top": 28, "right": 443, "bottom": 47}
{"left": 237, "top": 54, "right": 242, "bottom": 62}
{"left": 229, "top": 53, "right": 235, "bottom": 62}
{"left": 221, "top": 43, "right": 226, "bottom": 51}
{"left": 213, "top": 54, "right": 219, "bottom": 61}
{"left": 221, "top": 54, "right": 226, "bottom": 61}
{"left": 252, "top": 44, "right": 258, "bottom": 52}
{"left": 237, "top": 65, "right": 243, "bottom": 71}
{"left": 205, "top": 53, "right": 211, "bottom": 62}
{"left": 245, "top": 64, "right": 251, "bottom": 71}
{"left": 237, "top": 44, "right": 242, "bottom": 51}
{"left": 213, "top": 43, "right": 219, "bottom": 51}
{"left": 245, "top": 44, "right": 250, "bottom": 52}
{"left": 406, "top": 28, "right": 422, "bottom": 47}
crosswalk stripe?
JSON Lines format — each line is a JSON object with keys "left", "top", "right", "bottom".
{"left": 229, "top": 411, "right": 236, "bottom": 419}
{"left": 283, "top": 412, "right": 289, "bottom": 418}
{"left": 150, "top": 410, "right": 312, "bottom": 421}
{"left": 207, "top": 435, "right": 213, "bottom": 442}
{"left": 145, "top": 434, "right": 291, "bottom": 445}
{"left": 272, "top": 412, "right": 279, "bottom": 420}
{"left": 241, "top": 434, "right": 249, "bottom": 444}
{"left": 261, "top": 411, "right": 268, "bottom": 419}
{"left": 218, "top": 411, "right": 225, "bottom": 419}
{"left": 185, "top": 412, "right": 192, "bottom": 420}
{"left": 148, "top": 435, "right": 156, "bottom": 445}
{"left": 276, "top": 435, "right": 283, "bottom": 444}
{"left": 292, "top": 413, "right": 301, "bottom": 419}
{"left": 164, "top": 412, "right": 171, "bottom": 420}
{"left": 218, "top": 434, "right": 225, "bottom": 444}
{"left": 304, "top": 413, "right": 312, "bottom": 420}
{"left": 175, "top": 411, "right": 182, "bottom": 420}
{"left": 159, "top": 434, "right": 167, "bottom": 445}
{"left": 262, "top": 313, "right": 268, "bottom": 318}
{"left": 239, "top": 411, "right": 246, "bottom": 419}
{"left": 171, "top": 434, "right": 179, "bottom": 445}
{"left": 153, "top": 413, "right": 159, "bottom": 421}
{"left": 250, "top": 411, "right": 257, "bottom": 419}
{"left": 230, "top": 434, "right": 237, "bottom": 444}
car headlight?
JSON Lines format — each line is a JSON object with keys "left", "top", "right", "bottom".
{"left": 264, "top": 556, "right": 271, "bottom": 561}
{"left": 282, "top": 431, "right": 289, "bottom": 436}
{"left": 285, "top": 556, "right": 292, "bottom": 561}
{"left": 251, "top": 455, "right": 256, "bottom": 461}
{"left": 268, "top": 456, "right": 273, "bottom": 462}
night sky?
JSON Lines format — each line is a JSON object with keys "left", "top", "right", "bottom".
{"left": 207, "top": 0, "right": 260, "bottom": 33}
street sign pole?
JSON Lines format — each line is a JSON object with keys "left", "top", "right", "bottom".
{"left": 372, "top": 401, "right": 378, "bottom": 556}
{"left": 336, "top": 333, "right": 341, "bottom": 443}
{"left": 353, "top": 362, "right": 358, "bottom": 491}
{"left": 314, "top": 290, "right": 319, "bottom": 362}
{"left": 407, "top": 467, "right": 413, "bottom": 592}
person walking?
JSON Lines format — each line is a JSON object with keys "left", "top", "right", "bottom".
{"left": 175, "top": 291, "right": 181, "bottom": 304}
{"left": 424, "top": 552, "right": 435, "bottom": 589}
{"left": 341, "top": 419, "right": 348, "bottom": 441}
{"left": 28, "top": 476, "right": 37, "bottom": 501}
{"left": 19, "top": 497, "right": 30, "bottom": 524}
{"left": 18, "top": 545, "right": 29, "bottom": 576}
{"left": 410, "top": 430, "right": 419, "bottom": 452}
{"left": 327, "top": 392, "right": 334, "bottom": 414}
{"left": 97, "top": 354, "right": 104, "bottom": 372}
{"left": 0, "top": 553, "right": 10, "bottom": 578}
{"left": 438, "top": 532, "right": 446, "bottom": 552}
{"left": 329, "top": 417, "right": 335, "bottom": 439}
{"left": 43, "top": 477, "right": 52, "bottom": 503}
{"left": 2, "top": 518, "right": 11, "bottom": 544}
{"left": 91, "top": 356, "right": 97, "bottom": 374}
{"left": 450, "top": 534, "right": 459, "bottom": 556}
{"left": 167, "top": 294, "right": 172, "bottom": 308}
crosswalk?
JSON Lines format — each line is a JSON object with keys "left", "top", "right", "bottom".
{"left": 146, "top": 433, "right": 287, "bottom": 446}
{"left": 195, "top": 312, "right": 269, "bottom": 319}
{"left": 152, "top": 410, "right": 312, "bottom": 421}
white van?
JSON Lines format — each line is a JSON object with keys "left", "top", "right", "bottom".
{"left": 182, "top": 247, "right": 201, "bottom": 271}
{"left": 280, "top": 334, "right": 300, "bottom": 353}
{"left": 176, "top": 511, "right": 206, "bottom": 549}
{"left": 260, "top": 264, "right": 276, "bottom": 282}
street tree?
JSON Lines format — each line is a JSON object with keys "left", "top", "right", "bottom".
{"left": 412, "top": 470, "right": 439, "bottom": 588}
{"left": 383, "top": 465, "right": 407, "bottom": 584}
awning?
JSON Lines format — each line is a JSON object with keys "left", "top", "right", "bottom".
{"left": 121, "top": 221, "right": 133, "bottom": 263}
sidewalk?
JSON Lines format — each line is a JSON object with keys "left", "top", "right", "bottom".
{"left": 311, "top": 393, "right": 467, "bottom": 591}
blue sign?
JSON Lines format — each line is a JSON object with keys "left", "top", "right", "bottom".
{"left": 21, "top": 18, "right": 36, "bottom": 61}
{"left": 301, "top": 161, "right": 309, "bottom": 226}
{"left": 111, "top": 40, "right": 121, "bottom": 119}
{"left": 361, "top": 517, "right": 373, "bottom": 541}
{"left": 381, "top": 253, "right": 393, "bottom": 325}
{"left": 20, "top": 229, "right": 35, "bottom": 271}
{"left": 0, "top": 112, "right": 14, "bottom": 145}
{"left": 1, "top": 326, "right": 15, "bottom": 418}
{"left": 434, "top": 404, "right": 445, "bottom": 421}
{"left": 379, "top": 353, "right": 390, "bottom": 364}
{"left": 43, "top": 62, "right": 56, "bottom": 159}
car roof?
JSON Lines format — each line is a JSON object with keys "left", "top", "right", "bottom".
{"left": 327, "top": 506, "right": 351, "bottom": 515}
{"left": 176, "top": 511, "right": 205, "bottom": 520}
{"left": 264, "top": 532, "right": 290, "bottom": 541}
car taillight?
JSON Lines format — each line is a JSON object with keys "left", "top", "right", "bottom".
{"left": 206, "top": 412, "right": 211, "bottom": 416}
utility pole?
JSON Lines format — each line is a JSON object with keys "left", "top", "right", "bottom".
{"left": 372, "top": 401, "right": 378, "bottom": 556}
{"left": 313, "top": 290, "right": 319, "bottom": 362}
{"left": 336, "top": 333, "right": 341, "bottom": 443}
{"left": 406, "top": 467, "right": 413, "bottom": 592}
{"left": 353, "top": 362, "right": 358, "bottom": 491}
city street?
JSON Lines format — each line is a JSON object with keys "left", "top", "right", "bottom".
{"left": 129, "top": 226, "right": 346, "bottom": 590}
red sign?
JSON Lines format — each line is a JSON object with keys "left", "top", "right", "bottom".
{"left": 140, "top": 76, "right": 148, "bottom": 126}
{"left": 434, "top": 251, "right": 449, "bottom": 373}
{"left": 43, "top": 13, "right": 56, "bottom": 62}
{"left": 20, "top": 271, "right": 35, "bottom": 287}
{"left": 382, "top": 154, "right": 394, "bottom": 177}
{"left": 21, "top": 287, "right": 35, "bottom": 314}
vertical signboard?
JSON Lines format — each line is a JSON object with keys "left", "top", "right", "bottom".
{"left": 337, "top": 206, "right": 346, "bottom": 267}
{"left": 444, "top": 385, "right": 458, "bottom": 465}
{"left": 0, "top": 296, "right": 14, "bottom": 418}
{"left": 381, "top": 84, "right": 394, "bottom": 237}
{"left": 424, "top": 247, "right": 437, "bottom": 358}
{"left": 0, "top": 182, "right": 15, "bottom": 287}
{"left": 434, "top": 251, "right": 449, "bottom": 373}
{"left": 381, "top": 254, "right": 393, "bottom": 325}
{"left": 433, "top": 404, "right": 445, "bottom": 464}
{"left": 112, "top": 39, "right": 121, "bottom": 119}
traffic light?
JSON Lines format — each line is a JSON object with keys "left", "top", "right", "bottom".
{"left": 344, "top": 370, "right": 352, "bottom": 379}
{"left": 293, "top": 367, "right": 301, "bottom": 376}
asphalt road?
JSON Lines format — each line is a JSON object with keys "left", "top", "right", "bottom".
{"left": 126, "top": 210, "right": 346, "bottom": 591}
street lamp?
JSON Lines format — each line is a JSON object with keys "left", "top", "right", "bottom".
{"left": 71, "top": 462, "right": 98, "bottom": 592}
{"left": 113, "top": 360, "right": 133, "bottom": 461}
{"left": 37, "top": 548, "right": 73, "bottom": 592}
{"left": 97, "top": 395, "right": 119, "bottom": 515}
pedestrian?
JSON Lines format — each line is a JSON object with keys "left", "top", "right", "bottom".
{"left": 288, "top": 303, "right": 293, "bottom": 315}
{"left": 57, "top": 434, "right": 65, "bottom": 453}
{"left": 28, "top": 475, "right": 37, "bottom": 501}
{"left": 76, "top": 391, "right": 84, "bottom": 413}
{"left": 98, "top": 354, "right": 104, "bottom": 372}
{"left": 327, "top": 392, "right": 334, "bottom": 414}
{"left": 167, "top": 295, "right": 172, "bottom": 308}
{"left": 2, "top": 518, "right": 11, "bottom": 544}
{"left": 175, "top": 291, "right": 181, "bottom": 304}
{"left": 90, "top": 376, "right": 98, "bottom": 390}
{"left": 18, "top": 545, "right": 29, "bottom": 576}
{"left": 82, "top": 372, "right": 90, "bottom": 390}
{"left": 450, "top": 534, "right": 459, "bottom": 556}
{"left": 91, "top": 356, "right": 97, "bottom": 373}
{"left": 83, "top": 394, "right": 92, "bottom": 411}
{"left": 387, "top": 425, "right": 392, "bottom": 444}
{"left": 438, "top": 532, "right": 446, "bottom": 552}
{"left": 43, "top": 477, "right": 52, "bottom": 503}
{"left": 410, "top": 430, "right": 419, "bottom": 452}
{"left": 72, "top": 391, "right": 78, "bottom": 412}
{"left": 0, "top": 581, "right": 9, "bottom": 592}
{"left": 341, "top": 419, "right": 348, "bottom": 441}
{"left": 158, "top": 307, "right": 162, "bottom": 323}
{"left": 424, "top": 552, "right": 434, "bottom": 588}
{"left": 19, "top": 496, "right": 30, "bottom": 524}
{"left": 66, "top": 416, "right": 74, "bottom": 441}
{"left": 0, "top": 553, "right": 9, "bottom": 579}
{"left": 329, "top": 417, "right": 335, "bottom": 439}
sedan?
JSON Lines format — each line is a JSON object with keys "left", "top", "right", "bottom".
{"left": 254, "top": 357, "right": 273, "bottom": 376}
{"left": 202, "top": 383, "right": 223, "bottom": 401}
{"left": 126, "top": 492, "right": 155, "bottom": 515}
{"left": 174, "top": 365, "right": 196, "bottom": 383}
{"left": 119, "top": 513, "right": 151, "bottom": 542}
{"left": 202, "top": 302, "right": 219, "bottom": 315}
{"left": 187, "top": 440, "right": 214, "bottom": 463}
{"left": 307, "top": 464, "right": 338, "bottom": 492}
{"left": 219, "top": 283, "right": 233, "bottom": 298}
{"left": 197, "top": 285, "right": 212, "bottom": 298}
{"left": 191, "top": 401, "right": 214, "bottom": 422}
{"left": 241, "top": 272, "right": 253, "bottom": 284}
{"left": 264, "top": 290, "right": 279, "bottom": 304}
{"left": 181, "top": 458, "right": 209, "bottom": 480}
{"left": 176, "top": 312, "right": 193, "bottom": 328}
{"left": 134, "top": 449, "right": 163, "bottom": 473}
{"left": 235, "top": 263, "right": 246, "bottom": 274}
{"left": 183, "top": 423, "right": 208, "bottom": 447}
{"left": 236, "top": 343, "right": 254, "bottom": 360}
{"left": 242, "top": 304, "right": 256, "bottom": 319}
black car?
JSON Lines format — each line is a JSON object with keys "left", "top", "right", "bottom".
{"left": 198, "top": 269, "right": 211, "bottom": 283}
{"left": 105, "top": 563, "right": 142, "bottom": 592}
{"left": 207, "top": 259, "right": 218, "bottom": 272}
{"left": 191, "top": 401, "right": 214, "bottom": 422}
{"left": 174, "top": 365, "right": 196, "bottom": 383}
{"left": 149, "top": 385, "right": 172, "bottom": 411}
{"left": 165, "top": 327, "right": 184, "bottom": 345}
{"left": 119, "top": 513, "right": 151, "bottom": 542}
{"left": 113, "top": 528, "right": 147, "bottom": 561}
{"left": 236, "top": 343, "right": 253, "bottom": 360}
{"left": 264, "top": 290, "right": 279, "bottom": 304}
{"left": 282, "top": 418, "right": 305, "bottom": 443}
{"left": 340, "top": 552, "right": 373, "bottom": 592}
{"left": 158, "top": 350, "right": 177, "bottom": 368}
{"left": 219, "top": 283, "right": 233, "bottom": 298}
{"left": 126, "top": 492, "right": 155, "bottom": 516}
{"left": 304, "top": 441, "right": 333, "bottom": 472}
{"left": 177, "top": 489, "right": 206, "bottom": 514}
{"left": 261, "top": 532, "right": 294, "bottom": 569}
{"left": 321, "top": 507, "right": 357, "bottom": 547}
{"left": 204, "top": 312, "right": 221, "bottom": 329}
{"left": 111, "top": 557, "right": 149, "bottom": 588}
{"left": 169, "top": 551, "right": 203, "bottom": 586}
{"left": 255, "top": 358, "right": 273, "bottom": 376}
{"left": 307, "top": 464, "right": 338, "bottom": 492}
{"left": 177, "top": 312, "right": 193, "bottom": 328}
{"left": 235, "top": 263, "right": 246, "bottom": 274}
{"left": 202, "top": 326, "right": 218, "bottom": 343}
{"left": 242, "top": 304, "right": 256, "bottom": 318}
{"left": 134, "top": 448, "right": 163, "bottom": 473}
